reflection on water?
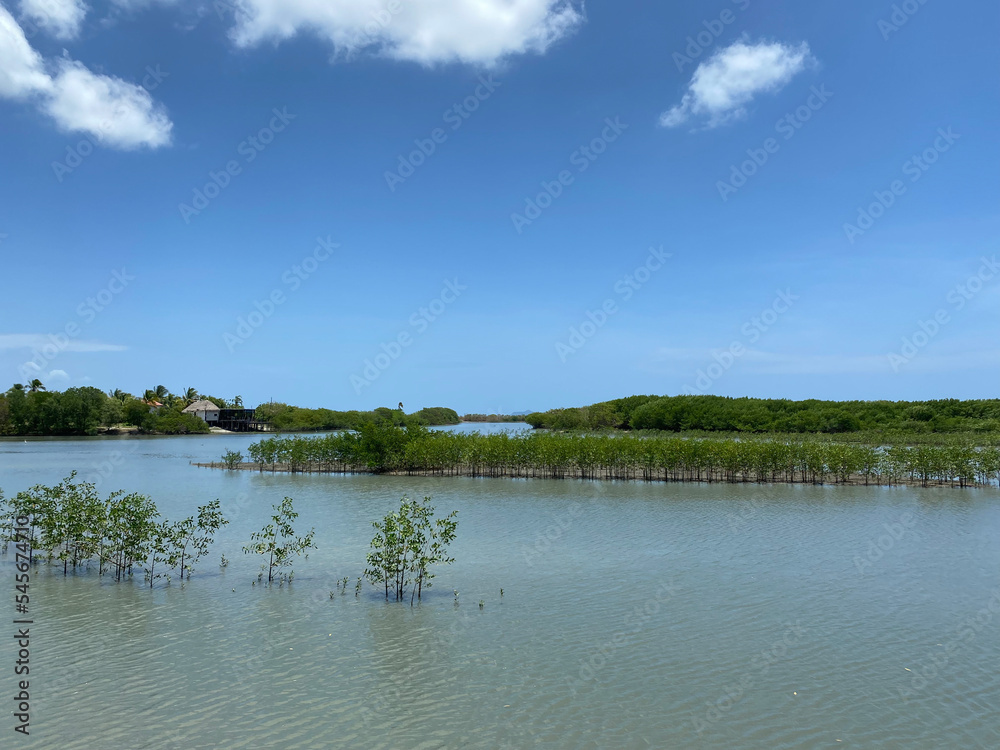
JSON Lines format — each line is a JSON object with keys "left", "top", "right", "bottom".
{"left": 0, "top": 433, "right": 998, "bottom": 748}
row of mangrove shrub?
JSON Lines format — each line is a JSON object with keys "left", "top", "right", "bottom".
{"left": 0, "top": 473, "right": 227, "bottom": 585}
{"left": 2, "top": 474, "right": 458, "bottom": 598}
{"left": 525, "top": 395, "right": 1000, "bottom": 435}
{"left": 237, "top": 426, "right": 1000, "bottom": 487}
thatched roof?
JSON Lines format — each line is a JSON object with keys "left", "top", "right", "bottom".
{"left": 182, "top": 399, "right": 220, "bottom": 413}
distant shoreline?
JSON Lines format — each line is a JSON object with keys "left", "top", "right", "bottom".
{"left": 0, "top": 421, "right": 526, "bottom": 440}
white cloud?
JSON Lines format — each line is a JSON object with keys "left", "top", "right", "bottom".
{"left": 0, "top": 6, "right": 51, "bottom": 97}
{"left": 660, "top": 39, "right": 814, "bottom": 129}
{"left": 0, "top": 6, "right": 172, "bottom": 148}
{"left": 0, "top": 334, "right": 127, "bottom": 352}
{"left": 19, "top": 0, "right": 88, "bottom": 40}
{"left": 44, "top": 58, "right": 173, "bottom": 148}
{"left": 228, "top": 0, "right": 584, "bottom": 66}
{"left": 46, "top": 368, "right": 70, "bottom": 381}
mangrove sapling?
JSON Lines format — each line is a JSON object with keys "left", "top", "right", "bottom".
{"left": 145, "top": 521, "right": 176, "bottom": 588}
{"left": 242, "top": 497, "right": 316, "bottom": 585}
{"left": 0, "top": 480, "right": 57, "bottom": 557}
{"left": 171, "top": 500, "right": 229, "bottom": 580}
{"left": 363, "top": 496, "right": 458, "bottom": 603}
{"left": 105, "top": 492, "right": 159, "bottom": 582}
{"left": 222, "top": 450, "right": 243, "bottom": 470}
{"left": 409, "top": 498, "right": 458, "bottom": 604}
{"left": 37, "top": 474, "right": 105, "bottom": 574}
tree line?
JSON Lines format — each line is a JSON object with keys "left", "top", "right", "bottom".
{"left": 0, "top": 381, "right": 460, "bottom": 437}
{"left": 254, "top": 403, "right": 460, "bottom": 432}
{"left": 525, "top": 395, "right": 1000, "bottom": 435}
{"left": 224, "top": 425, "right": 1000, "bottom": 488}
{"left": 0, "top": 383, "right": 242, "bottom": 436}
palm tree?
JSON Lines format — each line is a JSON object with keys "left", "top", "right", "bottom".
{"left": 232, "top": 395, "right": 244, "bottom": 408}
{"left": 182, "top": 387, "right": 199, "bottom": 405}
{"left": 28, "top": 379, "right": 45, "bottom": 393}
{"left": 109, "top": 388, "right": 129, "bottom": 404}
{"left": 10, "top": 384, "right": 25, "bottom": 393}
{"left": 154, "top": 385, "right": 169, "bottom": 400}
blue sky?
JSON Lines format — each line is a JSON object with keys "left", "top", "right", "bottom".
{"left": 1, "top": 0, "right": 997, "bottom": 413}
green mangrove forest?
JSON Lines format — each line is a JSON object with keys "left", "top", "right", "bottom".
{"left": 211, "top": 424, "right": 1000, "bottom": 488}
{"left": 525, "top": 395, "right": 1000, "bottom": 436}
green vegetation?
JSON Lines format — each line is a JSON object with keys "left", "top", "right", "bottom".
{"left": 0, "top": 474, "right": 227, "bottom": 586}
{"left": 526, "top": 395, "right": 1000, "bottom": 435}
{"left": 1, "top": 474, "right": 463, "bottom": 598}
{"left": 412, "top": 407, "right": 461, "bottom": 425}
{"left": 231, "top": 425, "right": 1000, "bottom": 488}
{"left": 0, "top": 383, "right": 234, "bottom": 436}
{"left": 222, "top": 450, "right": 244, "bottom": 469}
{"left": 364, "top": 495, "right": 458, "bottom": 603}
{"left": 254, "top": 402, "right": 459, "bottom": 431}
{"left": 242, "top": 497, "right": 315, "bottom": 584}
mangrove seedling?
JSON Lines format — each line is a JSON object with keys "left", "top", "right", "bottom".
{"left": 363, "top": 495, "right": 458, "bottom": 604}
{"left": 222, "top": 450, "right": 243, "bottom": 469}
{"left": 242, "top": 497, "right": 315, "bottom": 585}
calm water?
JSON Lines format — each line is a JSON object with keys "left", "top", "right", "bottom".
{"left": 1, "top": 429, "right": 998, "bottom": 749}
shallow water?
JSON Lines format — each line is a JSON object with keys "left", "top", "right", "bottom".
{"left": 0, "top": 429, "right": 998, "bottom": 749}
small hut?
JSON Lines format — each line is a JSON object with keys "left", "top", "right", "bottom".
{"left": 182, "top": 399, "right": 221, "bottom": 424}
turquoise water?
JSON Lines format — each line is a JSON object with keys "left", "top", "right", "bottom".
{"left": 0, "top": 430, "right": 998, "bottom": 749}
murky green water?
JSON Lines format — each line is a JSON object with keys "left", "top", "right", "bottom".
{"left": 1, "top": 429, "right": 998, "bottom": 749}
